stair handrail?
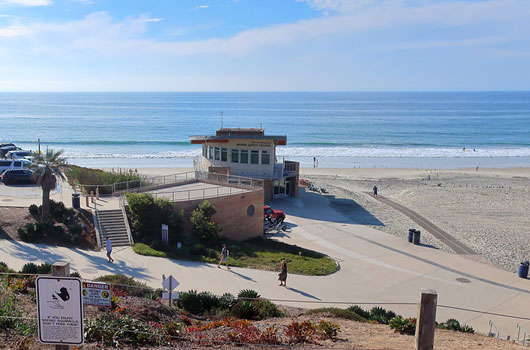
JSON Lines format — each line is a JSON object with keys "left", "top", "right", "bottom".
{"left": 93, "top": 203, "right": 103, "bottom": 248}
{"left": 488, "top": 320, "right": 501, "bottom": 339}
{"left": 120, "top": 195, "right": 134, "bottom": 246}
{"left": 517, "top": 323, "right": 529, "bottom": 346}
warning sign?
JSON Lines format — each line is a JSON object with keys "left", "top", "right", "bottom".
{"left": 82, "top": 281, "right": 111, "bottom": 307}
{"left": 36, "top": 276, "right": 84, "bottom": 345}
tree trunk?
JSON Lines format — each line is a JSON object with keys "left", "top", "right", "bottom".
{"left": 41, "top": 187, "right": 51, "bottom": 220}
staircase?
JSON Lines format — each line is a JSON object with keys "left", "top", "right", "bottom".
{"left": 95, "top": 209, "right": 132, "bottom": 247}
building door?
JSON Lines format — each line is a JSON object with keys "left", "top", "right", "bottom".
{"left": 285, "top": 179, "right": 291, "bottom": 197}
{"left": 273, "top": 178, "right": 287, "bottom": 199}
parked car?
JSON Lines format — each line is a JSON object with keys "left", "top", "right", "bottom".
{"left": 264, "top": 205, "right": 286, "bottom": 222}
{"left": 0, "top": 146, "right": 18, "bottom": 158}
{"left": 6, "top": 150, "right": 32, "bottom": 160}
{"left": 0, "top": 159, "right": 33, "bottom": 173}
{"left": 0, "top": 143, "right": 16, "bottom": 148}
{"left": 1, "top": 169, "right": 35, "bottom": 185}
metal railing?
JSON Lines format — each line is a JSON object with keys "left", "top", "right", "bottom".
{"left": 489, "top": 320, "right": 501, "bottom": 338}
{"left": 120, "top": 195, "right": 134, "bottom": 245}
{"left": 195, "top": 171, "right": 263, "bottom": 188}
{"left": 517, "top": 323, "right": 529, "bottom": 346}
{"left": 150, "top": 186, "right": 248, "bottom": 202}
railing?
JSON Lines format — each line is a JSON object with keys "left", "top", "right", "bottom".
{"left": 489, "top": 320, "right": 501, "bottom": 338}
{"left": 120, "top": 195, "right": 134, "bottom": 245}
{"left": 517, "top": 323, "right": 529, "bottom": 346}
{"left": 151, "top": 186, "right": 248, "bottom": 202}
{"left": 195, "top": 171, "right": 263, "bottom": 188}
{"left": 93, "top": 207, "right": 103, "bottom": 248}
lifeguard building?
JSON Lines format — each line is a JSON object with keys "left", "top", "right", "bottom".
{"left": 190, "top": 128, "right": 299, "bottom": 201}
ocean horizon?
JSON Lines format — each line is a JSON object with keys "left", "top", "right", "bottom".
{"left": 2, "top": 91, "right": 530, "bottom": 169}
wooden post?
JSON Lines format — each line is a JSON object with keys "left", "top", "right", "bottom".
{"left": 52, "top": 262, "right": 72, "bottom": 350}
{"left": 415, "top": 289, "right": 438, "bottom": 350}
{"left": 96, "top": 187, "right": 99, "bottom": 200}
{"left": 85, "top": 195, "right": 89, "bottom": 208}
{"left": 90, "top": 191, "right": 94, "bottom": 204}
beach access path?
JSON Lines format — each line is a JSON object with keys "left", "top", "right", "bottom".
{"left": 1, "top": 187, "right": 530, "bottom": 339}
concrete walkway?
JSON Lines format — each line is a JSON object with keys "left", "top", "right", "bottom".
{"left": 1, "top": 188, "right": 529, "bottom": 339}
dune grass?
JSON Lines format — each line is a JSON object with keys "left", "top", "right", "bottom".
{"left": 133, "top": 238, "right": 338, "bottom": 276}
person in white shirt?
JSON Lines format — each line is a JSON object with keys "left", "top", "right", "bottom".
{"left": 105, "top": 237, "right": 114, "bottom": 263}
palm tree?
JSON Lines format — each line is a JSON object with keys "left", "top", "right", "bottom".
{"left": 32, "top": 149, "right": 67, "bottom": 220}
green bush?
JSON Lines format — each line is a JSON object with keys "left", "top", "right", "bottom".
{"left": 94, "top": 275, "right": 153, "bottom": 298}
{"left": 190, "top": 201, "right": 219, "bottom": 244}
{"left": 68, "top": 165, "right": 144, "bottom": 195}
{"left": 198, "top": 291, "right": 220, "bottom": 311}
{"left": 28, "top": 204, "right": 39, "bottom": 216}
{"left": 232, "top": 300, "right": 256, "bottom": 320}
{"left": 389, "top": 316, "right": 416, "bottom": 335}
{"left": 305, "top": 307, "right": 367, "bottom": 322}
{"left": 438, "top": 318, "right": 474, "bottom": 333}
{"left": 253, "top": 299, "right": 284, "bottom": 319}
{"left": 369, "top": 306, "right": 396, "bottom": 325}
{"left": 0, "top": 285, "right": 36, "bottom": 334}
{"left": 238, "top": 289, "right": 260, "bottom": 300}
{"left": 125, "top": 193, "right": 183, "bottom": 246}
{"left": 178, "top": 290, "right": 203, "bottom": 314}
{"left": 70, "top": 272, "right": 81, "bottom": 278}
{"left": 219, "top": 293, "right": 236, "bottom": 310}
{"left": 347, "top": 305, "right": 371, "bottom": 319}
{"left": 0, "top": 262, "right": 13, "bottom": 273}
{"left": 18, "top": 223, "right": 39, "bottom": 242}
{"left": 20, "top": 262, "right": 51, "bottom": 274}
{"left": 317, "top": 320, "right": 341, "bottom": 341}
{"left": 84, "top": 314, "right": 164, "bottom": 347}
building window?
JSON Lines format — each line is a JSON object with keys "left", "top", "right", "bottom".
{"left": 215, "top": 147, "right": 220, "bottom": 161}
{"left": 261, "top": 151, "right": 270, "bottom": 165}
{"left": 251, "top": 150, "right": 259, "bottom": 164}
{"left": 208, "top": 146, "right": 214, "bottom": 160}
{"left": 221, "top": 148, "right": 227, "bottom": 162}
{"left": 241, "top": 150, "right": 249, "bottom": 163}
{"left": 203, "top": 145, "right": 207, "bottom": 157}
{"left": 231, "top": 149, "right": 239, "bottom": 163}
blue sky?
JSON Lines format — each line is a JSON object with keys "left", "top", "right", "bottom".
{"left": 0, "top": 0, "right": 529, "bottom": 91}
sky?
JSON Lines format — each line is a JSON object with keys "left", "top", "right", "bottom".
{"left": 0, "top": 0, "right": 529, "bottom": 91}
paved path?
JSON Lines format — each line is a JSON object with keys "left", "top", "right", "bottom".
{"left": 366, "top": 192, "right": 476, "bottom": 255}
{"left": 1, "top": 189, "right": 530, "bottom": 339}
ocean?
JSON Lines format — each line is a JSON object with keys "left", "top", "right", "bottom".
{"left": 2, "top": 91, "right": 530, "bottom": 169}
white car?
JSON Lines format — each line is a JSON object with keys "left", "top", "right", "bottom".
{"left": 5, "top": 150, "right": 34, "bottom": 162}
{"left": 0, "top": 159, "right": 33, "bottom": 173}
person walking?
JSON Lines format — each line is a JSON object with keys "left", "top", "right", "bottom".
{"left": 105, "top": 237, "right": 114, "bottom": 263}
{"left": 373, "top": 185, "right": 378, "bottom": 197}
{"left": 217, "top": 244, "right": 230, "bottom": 270}
{"left": 278, "top": 259, "right": 288, "bottom": 286}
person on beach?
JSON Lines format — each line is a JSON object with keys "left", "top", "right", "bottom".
{"left": 373, "top": 185, "right": 378, "bottom": 197}
{"left": 218, "top": 244, "right": 230, "bottom": 270}
{"left": 105, "top": 237, "right": 114, "bottom": 263}
{"left": 278, "top": 259, "right": 288, "bottom": 286}
{"left": 313, "top": 157, "right": 316, "bottom": 168}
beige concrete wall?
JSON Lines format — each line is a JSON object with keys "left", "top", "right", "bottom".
{"left": 173, "top": 189, "right": 264, "bottom": 241}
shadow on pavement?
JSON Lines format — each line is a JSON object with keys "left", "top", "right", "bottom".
{"left": 230, "top": 269, "right": 256, "bottom": 282}
{"left": 286, "top": 286, "right": 321, "bottom": 301}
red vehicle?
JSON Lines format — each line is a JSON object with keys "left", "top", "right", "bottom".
{"left": 264, "top": 205, "right": 285, "bottom": 222}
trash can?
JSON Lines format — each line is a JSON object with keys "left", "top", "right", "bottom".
{"left": 408, "top": 229, "right": 415, "bottom": 243}
{"left": 413, "top": 230, "right": 421, "bottom": 245}
{"left": 519, "top": 261, "right": 529, "bottom": 279}
{"left": 72, "top": 192, "right": 80, "bottom": 209}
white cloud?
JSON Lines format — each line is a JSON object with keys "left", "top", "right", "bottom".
{"left": 145, "top": 18, "right": 163, "bottom": 22}
{"left": 0, "top": 0, "right": 51, "bottom": 6}
{"left": 195, "top": 5, "right": 209, "bottom": 9}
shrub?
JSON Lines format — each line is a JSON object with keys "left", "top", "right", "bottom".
{"left": 178, "top": 290, "right": 204, "bottom": 314}
{"left": 231, "top": 300, "right": 256, "bottom": 320}
{"left": 84, "top": 314, "right": 164, "bottom": 347}
{"left": 438, "top": 318, "right": 474, "bottom": 333}
{"left": 125, "top": 193, "right": 183, "bottom": 246}
{"left": 48, "top": 200, "right": 72, "bottom": 221}
{"left": 285, "top": 320, "right": 319, "bottom": 344}
{"left": 0, "top": 262, "right": 13, "bottom": 273}
{"left": 198, "top": 291, "right": 220, "bottom": 311}
{"left": 94, "top": 275, "right": 153, "bottom": 298}
{"left": 369, "top": 306, "right": 396, "bottom": 325}
{"left": 253, "top": 299, "right": 284, "bottom": 319}
{"left": 70, "top": 272, "right": 81, "bottom": 278}
{"left": 389, "top": 316, "right": 416, "bottom": 335}
{"left": 305, "top": 308, "right": 367, "bottom": 322}
{"left": 347, "top": 305, "right": 371, "bottom": 319}
{"left": 20, "top": 262, "right": 51, "bottom": 274}
{"left": 18, "top": 223, "right": 39, "bottom": 242}
{"left": 190, "top": 201, "right": 219, "bottom": 244}
{"left": 219, "top": 293, "right": 236, "bottom": 310}
{"left": 28, "top": 204, "right": 39, "bottom": 216}
{"left": 238, "top": 289, "right": 260, "bottom": 300}
{"left": 0, "top": 284, "right": 36, "bottom": 334}
{"left": 68, "top": 165, "right": 144, "bottom": 195}
{"left": 317, "top": 320, "right": 341, "bottom": 341}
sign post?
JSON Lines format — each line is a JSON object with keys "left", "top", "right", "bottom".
{"left": 37, "top": 263, "right": 84, "bottom": 349}
{"left": 162, "top": 275, "right": 179, "bottom": 307}
{"left": 161, "top": 224, "right": 169, "bottom": 245}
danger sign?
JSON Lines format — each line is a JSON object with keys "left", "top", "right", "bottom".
{"left": 82, "top": 281, "right": 111, "bottom": 307}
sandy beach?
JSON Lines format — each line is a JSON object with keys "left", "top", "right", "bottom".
{"left": 121, "top": 166, "right": 530, "bottom": 273}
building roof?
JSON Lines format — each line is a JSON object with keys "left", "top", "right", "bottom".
{"left": 190, "top": 128, "right": 287, "bottom": 145}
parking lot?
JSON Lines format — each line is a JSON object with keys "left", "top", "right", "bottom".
{"left": 0, "top": 180, "right": 75, "bottom": 207}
